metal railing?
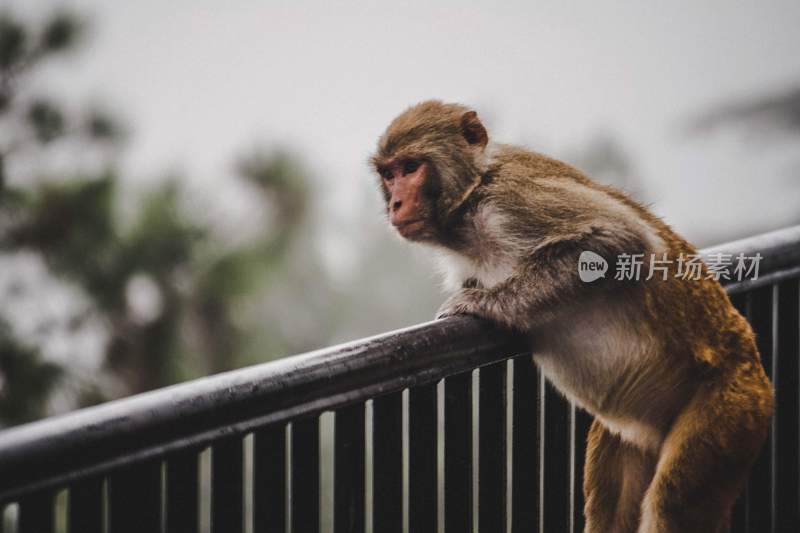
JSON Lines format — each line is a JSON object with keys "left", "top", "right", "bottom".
{"left": 0, "top": 225, "right": 799, "bottom": 533}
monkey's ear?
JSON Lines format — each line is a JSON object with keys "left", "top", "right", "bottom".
{"left": 460, "top": 111, "right": 488, "bottom": 148}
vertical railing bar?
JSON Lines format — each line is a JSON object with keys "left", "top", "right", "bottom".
{"left": 511, "top": 356, "right": 540, "bottom": 533}
{"left": 506, "top": 363, "right": 513, "bottom": 533}
{"left": 571, "top": 407, "right": 592, "bottom": 533}
{"left": 730, "top": 291, "right": 748, "bottom": 533}
{"left": 290, "top": 417, "right": 320, "bottom": 533}
{"left": 746, "top": 287, "right": 774, "bottom": 532}
{"left": 253, "top": 424, "right": 287, "bottom": 533}
{"left": 539, "top": 371, "right": 545, "bottom": 533}
{"left": 444, "top": 371, "right": 473, "bottom": 533}
{"left": 478, "top": 361, "right": 507, "bottom": 533}
{"left": 334, "top": 403, "right": 366, "bottom": 533}
{"left": 772, "top": 279, "right": 800, "bottom": 532}
{"left": 211, "top": 436, "right": 244, "bottom": 533}
{"left": 403, "top": 390, "right": 409, "bottom": 533}
{"left": 569, "top": 403, "right": 577, "bottom": 533}
{"left": 285, "top": 428, "right": 291, "bottom": 533}
{"left": 18, "top": 491, "right": 54, "bottom": 533}
{"left": 166, "top": 450, "right": 200, "bottom": 533}
{"left": 770, "top": 283, "right": 779, "bottom": 533}
{"left": 244, "top": 434, "right": 253, "bottom": 533}
{"left": 437, "top": 382, "right": 445, "bottom": 533}
{"left": 541, "top": 377, "right": 570, "bottom": 532}
{"left": 408, "top": 383, "right": 437, "bottom": 533}
{"left": 108, "top": 460, "right": 162, "bottom": 533}
{"left": 69, "top": 477, "right": 104, "bottom": 533}
{"left": 473, "top": 370, "right": 479, "bottom": 532}
{"left": 372, "top": 393, "right": 402, "bottom": 533}
{"left": 569, "top": 403, "right": 576, "bottom": 533}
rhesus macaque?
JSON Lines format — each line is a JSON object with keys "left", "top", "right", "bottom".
{"left": 371, "top": 101, "right": 773, "bottom": 533}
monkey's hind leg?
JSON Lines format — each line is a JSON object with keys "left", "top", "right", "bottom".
{"left": 583, "top": 419, "right": 656, "bottom": 533}
{"left": 637, "top": 365, "right": 772, "bottom": 533}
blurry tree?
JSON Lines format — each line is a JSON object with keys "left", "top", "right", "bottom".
{"left": 0, "top": 8, "right": 103, "bottom": 425}
{"left": 0, "top": 318, "right": 62, "bottom": 425}
{"left": 691, "top": 85, "right": 800, "bottom": 139}
{"left": 688, "top": 86, "right": 800, "bottom": 229}
{"left": 689, "top": 83, "right": 800, "bottom": 222}
{"left": 0, "top": 9, "right": 326, "bottom": 426}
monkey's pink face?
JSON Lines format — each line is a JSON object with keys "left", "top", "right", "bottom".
{"left": 378, "top": 159, "right": 430, "bottom": 240}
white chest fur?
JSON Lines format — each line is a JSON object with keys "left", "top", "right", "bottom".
{"left": 435, "top": 203, "right": 522, "bottom": 291}
{"left": 436, "top": 251, "right": 516, "bottom": 291}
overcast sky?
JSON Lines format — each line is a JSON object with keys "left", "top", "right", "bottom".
{"left": 11, "top": 0, "right": 800, "bottom": 253}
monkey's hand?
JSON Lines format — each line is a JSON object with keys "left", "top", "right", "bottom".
{"left": 436, "top": 288, "right": 486, "bottom": 320}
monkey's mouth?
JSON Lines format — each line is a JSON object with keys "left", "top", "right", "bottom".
{"left": 395, "top": 219, "right": 425, "bottom": 238}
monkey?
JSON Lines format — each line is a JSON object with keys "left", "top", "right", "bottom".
{"left": 371, "top": 100, "right": 773, "bottom": 533}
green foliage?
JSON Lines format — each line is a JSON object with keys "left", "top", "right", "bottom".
{"left": 85, "top": 109, "right": 120, "bottom": 140}
{"left": 125, "top": 182, "right": 205, "bottom": 278}
{"left": 41, "top": 11, "right": 80, "bottom": 52}
{"left": 9, "top": 177, "right": 116, "bottom": 279}
{"left": 0, "top": 13, "right": 26, "bottom": 69}
{"left": 27, "top": 99, "right": 66, "bottom": 143}
{"left": 0, "top": 10, "right": 84, "bottom": 118}
{"left": 0, "top": 320, "right": 63, "bottom": 426}
{"left": 0, "top": 8, "right": 321, "bottom": 425}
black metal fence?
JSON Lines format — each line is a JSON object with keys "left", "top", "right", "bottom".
{"left": 1, "top": 226, "right": 799, "bottom": 533}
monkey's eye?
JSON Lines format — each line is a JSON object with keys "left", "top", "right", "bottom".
{"left": 401, "top": 160, "right": 420, "bottom": 175}
{"left": 380, "top": 169, "right": 394, "bottom": 181}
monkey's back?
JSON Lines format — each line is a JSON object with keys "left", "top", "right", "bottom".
{"left": 487, "top": 144, "right": 771, "bottom": 449}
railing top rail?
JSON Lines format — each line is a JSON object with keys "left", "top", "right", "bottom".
{"left": 0, "top": 317, "right": 526, "bottom": 501}
{"left": 703, "top": 224, "right": 800, "bottom": 293}
{"left": 0, "top": 224, "right": 798, "bottom": 502}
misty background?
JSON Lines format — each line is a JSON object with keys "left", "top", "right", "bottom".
{"left": 1, "top": 0, "right": 799, "bottom": 428}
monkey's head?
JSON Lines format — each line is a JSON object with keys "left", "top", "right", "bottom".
{"left": 371, "top": 100, "right": 489, "bottom": 242}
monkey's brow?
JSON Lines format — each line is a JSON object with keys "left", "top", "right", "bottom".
{"left": 373, "top": 158, "right": 398, "bottom": 172}
{"left": 374, "top": 152, "right": 421, "bottom": 170}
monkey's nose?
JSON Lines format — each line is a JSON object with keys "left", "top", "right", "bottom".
{"left": 392, "top": 199, "right": 402, "bottom": 211}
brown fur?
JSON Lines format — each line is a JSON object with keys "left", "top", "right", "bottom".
{"left": 372, "top": 100, "right": 774, "bottom": 532}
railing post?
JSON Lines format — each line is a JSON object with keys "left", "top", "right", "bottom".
{"left": 571, "top": 406, "right": 592, "bottom": 532}
{"left": 408, "top": 383, "right": 437, "bottom": 533}
{"left": 541, "top": 376, "right": 570, "bottom": 532}
{"left": 334, "top": 403, "right": 366, "bottom": 533}
{"left": 212, "top": 436, "right": 244, "bottom": 533}
{"left": 69, "top": 478, "right": 104, "bottom": 533}
{"left": 479, "top": 361, "right": 507, "bottom": 533}
{"left": 444, "top": 371, "right": 473, "bottom": 533}
{"left": 745, "top": 287, "right": 775, "bottom": 531}
{"left": 372, "top": 393, "right": 403, "bottom": 533}
{"left": 772, "top": 280, "right": 799, "bottom": 532}
{"left": 253, "top": 425, "right": 287, "bottom": 533}
{"left": 18, "top": 491, "right": 54, "bottom": 533}
{"left": 291, "top": 417, "right": 320, "bottom": 533}
{"left": 511, "top": 356, "right": 540, "bottom": 533}
{"left": 108, "top": 460, "right": 161, "bottom": 533}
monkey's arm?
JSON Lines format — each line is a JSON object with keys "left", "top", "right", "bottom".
{"left": 437, "top": 225, "right": 646, "bottom": 331}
